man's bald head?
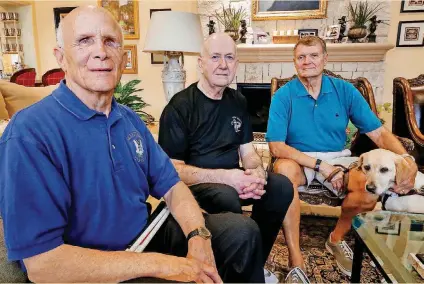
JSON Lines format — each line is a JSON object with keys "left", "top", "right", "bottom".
{"left": 56, "top": 5, "right": 123, "bottom": 48}
{"left": 201, "top": 32, "right": 237, "bottom": 58}
{"left": 198, "top": 32, "right": 239, "bottom": 89}
{"left": 53, "top": 4, "right": 127, "bottom": 95}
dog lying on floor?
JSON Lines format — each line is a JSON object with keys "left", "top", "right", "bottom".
{"left": 357, "top": 149, "right": 424, "bottom": 214}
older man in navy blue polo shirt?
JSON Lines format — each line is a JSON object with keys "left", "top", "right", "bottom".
{"left": 0, "top": 6, "right": 265, "bottom": 283}
{"left": 267, "top": 36, "right": 418, "bottom": 277}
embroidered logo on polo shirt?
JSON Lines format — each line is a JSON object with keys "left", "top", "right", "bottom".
{"left": 127, "top": 131, "right": 144, "bottom": 162}
{"left": 231, "top": 116, "right": 242, "bottom": 133}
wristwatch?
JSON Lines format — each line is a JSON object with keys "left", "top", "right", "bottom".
{"left": 314, "top": 159, "right": 322, "bottom": 172}
{"left": 187, "top": 226, "right": 212, "bottom": 242}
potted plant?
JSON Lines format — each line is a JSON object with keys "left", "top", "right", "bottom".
{"left": 347, "top": 1, "right": 384, "bottom": 42}
{"left": 214, "top": 4, "right": 247, "bottom": 41}
{"left": 114, "top": 79, "right": 155, "bottom": 125}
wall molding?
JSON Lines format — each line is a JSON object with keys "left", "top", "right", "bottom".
{"left": 237, "top": 43, "right": 395, "bottom": 63}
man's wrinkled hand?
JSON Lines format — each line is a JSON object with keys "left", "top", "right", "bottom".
{"left": 159, "top": 255, "right": 222, "bottom": 283}
{"left": 393, "top": 157, "right": 418, "bottom": 195}
{"left": 187, "top": 237, "right": 216, "bottom": 268}
{"left": 240, "top": 167, "right": 267, "bottom": 199}
{"left": 320, "top": 163, "right": 344, "bottom": 192}
{"left": 224, "top": 168, "right": 266, "bottom": 197}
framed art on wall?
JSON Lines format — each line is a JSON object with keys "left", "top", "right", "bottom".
{"left": 53, "top": 7, "right": 77, "bottom": 30}
{"left": 401, "top": 0, "right": 424, "bottom": 13}
{"left": 98, "top": 0, "right": 139, "bottom": 40}
{"left": 123, "top": 45, "right": 137, "bottom": 74}
{"left": 396, "top": 20, "right": 424, "bottom": 47}
{"left": 252, "top": 0, "right": 327, "bottom": 20}
{"left": 149, "top": 8, "right": 171, "bottom": 64}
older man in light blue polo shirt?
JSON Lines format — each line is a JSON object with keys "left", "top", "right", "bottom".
{"left": 266, "top": 36, "right": 418, "bottom": 278}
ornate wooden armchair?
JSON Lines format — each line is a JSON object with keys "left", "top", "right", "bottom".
{"left": 392, "top": 74, "right": 424, "bottom": 169}
{"left": 267, "top": 70, "right": 414, "bottom": 207}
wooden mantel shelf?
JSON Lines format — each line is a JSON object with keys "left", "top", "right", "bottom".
{"left": 236, "top": 43, "right": 394, "bottom": 63}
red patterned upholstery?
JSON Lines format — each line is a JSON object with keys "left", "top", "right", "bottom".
{"left": 10, "top": 68, "right": 36, "bottom": 87}
{"left": 42, "top": 68, "right": 65, "bottom": 86}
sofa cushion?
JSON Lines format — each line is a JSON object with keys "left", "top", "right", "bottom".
{"left": 0, "top": 81, "right": 58, "bottom": 117}
{"left": 0, "top": 95, "right": 8, "bottom": 120}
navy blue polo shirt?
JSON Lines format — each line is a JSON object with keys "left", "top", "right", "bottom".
{"left": 0, "top": 81, "right": 180, "bottom": 262}
{"left": 266, "top": 75, "right": 382, "bottom": 152}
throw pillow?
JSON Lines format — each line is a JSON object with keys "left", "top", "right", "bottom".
{"left": 0, "top": 95, "right": 8, "bottom": 120}
{"left": 0, "top": 81, "right": 58, "bottom": 117}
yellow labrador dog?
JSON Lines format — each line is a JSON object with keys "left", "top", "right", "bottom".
{"left": 358, "top": 149, "right": 424, "bottom": 214}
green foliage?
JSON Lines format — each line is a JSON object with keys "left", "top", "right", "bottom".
{"left": 114, "top": 79, "right": 154, "bottom": 125}
{"left": 377, "top": 102, "right": 392, "bottom": 125}
{"left": 214, "top": 4, "right": 247, "bottom": 31}
{"left": 348, "top": 1, "right": 384, "bottom": 28}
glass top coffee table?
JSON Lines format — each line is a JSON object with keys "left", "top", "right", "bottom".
{"left": 352, "top": 210, "right": 424, "bottom": 283}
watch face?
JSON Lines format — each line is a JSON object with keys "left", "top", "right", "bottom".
{"left": 199, "top": 227, "right": 211, "bottom": 238}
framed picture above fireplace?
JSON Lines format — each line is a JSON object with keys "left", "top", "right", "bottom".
{"left": 252, "top": 0, "right": 327, "bottom": 20}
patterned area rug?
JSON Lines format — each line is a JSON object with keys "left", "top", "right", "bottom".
{"left": 263, "top": 215, "right": 383, "bottom": 283}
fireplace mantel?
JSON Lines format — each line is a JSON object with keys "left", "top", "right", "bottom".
{"left": 236, "top": 43, "right": 394, "bottom": 63}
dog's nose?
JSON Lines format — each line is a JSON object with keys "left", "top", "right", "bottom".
{"left": 366, "top": 184, "right": 376, "bottom": 193}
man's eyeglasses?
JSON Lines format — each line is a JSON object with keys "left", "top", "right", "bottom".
{"left": 208, "top": 54, "right": 236, "bottom": 63}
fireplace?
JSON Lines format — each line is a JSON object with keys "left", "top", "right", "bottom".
{"left": 237, "top": 83, "right": 271, "bottom": 135}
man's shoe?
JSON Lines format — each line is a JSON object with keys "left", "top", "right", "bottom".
{"left": 325, "top": 235, "right": 353, "bottom": 276}
{"left": 264, "top": 268, "right": 279, "bottom": 283}
{"left": 284, "top": 267, "right": 310, "bottom": 283}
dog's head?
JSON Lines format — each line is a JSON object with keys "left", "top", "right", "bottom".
{"left": 357, "top": 149, "right": 409, "bottom": 195}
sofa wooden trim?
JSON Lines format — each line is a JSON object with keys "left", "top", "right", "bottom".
{"left": 393, "top": 75, "right": 424, "bottom": 147}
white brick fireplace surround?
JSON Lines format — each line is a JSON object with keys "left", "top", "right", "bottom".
{"left": 231, "top": 43, "right": 393, "bottom": 104}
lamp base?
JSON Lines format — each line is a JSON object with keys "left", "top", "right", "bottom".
{"left": 162, "top": 51, "right": 186, "bottom": 102}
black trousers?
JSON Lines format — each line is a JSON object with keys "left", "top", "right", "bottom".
{"left": 137, "top": 212, "right": 265, "bottom": 283}
{"left": 190, "top": 172, "right": 294, "bottom": 265}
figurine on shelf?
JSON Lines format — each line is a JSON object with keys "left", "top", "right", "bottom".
{"left": 368, "top": 15, "right": 387, "bottom": 43}
{"left": 207, "top": 17, "right": 216, "bottom": 35}
{"left": 239, "top": 19, "right": 247, "bottom": 43}
{"left": 338, "top": 16, "right": 347, "bottom": 42}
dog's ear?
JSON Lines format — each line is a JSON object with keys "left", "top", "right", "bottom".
{"left": 357, "top": 154, "right": 364, "bottom": 170}
{"left": 395, "top": 157, "right": 410, "bottom": 185}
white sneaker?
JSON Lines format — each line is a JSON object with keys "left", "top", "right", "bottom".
{"left": 285, "top": 267, "right": 310, "bottom": 284}
{"left": 264, "top": 268, "right": 279, "bottom": 283}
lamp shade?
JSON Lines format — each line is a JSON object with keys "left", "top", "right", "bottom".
{"left": 143, "top": 11, "right": 203, "bottom": 54}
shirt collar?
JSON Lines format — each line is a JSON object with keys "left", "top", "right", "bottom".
{"left": 52, "top": 80, "right": 122, "bottom": 121}
{"left": 294, "top": 74, "right": 332, "bottom": 97}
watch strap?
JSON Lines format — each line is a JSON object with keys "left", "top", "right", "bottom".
{"left": 314, "top": 159, "right": 322, "bottom": 172}
{"left": 187, "top": 229, "right": 200, "bottom": 242}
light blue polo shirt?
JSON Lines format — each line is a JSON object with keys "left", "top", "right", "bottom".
{"left": 266, "top": 75, "right": 382, "bottom": 152}
{"left": 0, "top": 81, "right": 180, "bottom": 263}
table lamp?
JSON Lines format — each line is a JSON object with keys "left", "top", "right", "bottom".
{"left": 143, "top": 11, "right": 204, "bottom": 102}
